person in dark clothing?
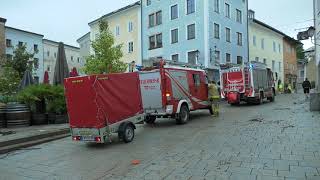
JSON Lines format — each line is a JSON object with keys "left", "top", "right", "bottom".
{"left": 302, "top": 78, "right": 312, "bottom": 99}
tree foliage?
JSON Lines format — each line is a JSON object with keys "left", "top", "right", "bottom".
{"left": 0, "top": 67, "right": 21, "bottom": 96}
{"left": 83, "top": 21, "right": 126, "bottom": 75}
{"left": 296, "top": 42, "right": 305, "bottom": 60}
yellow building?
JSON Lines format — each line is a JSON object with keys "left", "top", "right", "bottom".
{"left": 88, "top": 2, "right": 141, "bottom": 70}
{"left": 248, "top": 11, "right": 285, "bottom": 88}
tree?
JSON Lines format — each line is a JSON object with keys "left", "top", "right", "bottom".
{"left": 296, "top": 42, "right": 305, "bottom": 60}
{"left": 83, "top": 21, "right": 126, "bottom": 75}
{"left": 3, "top": 44, "right": 35, "bottom": 79}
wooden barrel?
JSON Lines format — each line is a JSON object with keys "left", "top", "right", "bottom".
{"left": 0, "top": 105, "right": 6, "bottom": 128}
{"left": 5, "top": 104, "right": 31, "bottom": 128}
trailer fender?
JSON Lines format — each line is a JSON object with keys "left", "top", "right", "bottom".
{"left": 176, "top": 100, "right": 189, "bottom": 114}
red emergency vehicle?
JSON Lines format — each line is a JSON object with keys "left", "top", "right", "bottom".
{"left": 140, "top": 61, "right": 212, "bottom": 124}
{"left": 220, "top": 62, "right": 275, "bottom": 105}
{"left": 64, "top": 72, "right": 145, "bottom": 143}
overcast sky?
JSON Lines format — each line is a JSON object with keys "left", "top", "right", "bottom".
{"left": 0, "top": 0, "right": 314, "bottom": 49}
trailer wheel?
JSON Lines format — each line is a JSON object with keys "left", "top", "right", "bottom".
{"left": 176, "top": 104, "right": 189, "bottom": 125}
{"left": 144, "top": 116, "right": 156, "bottom": 124}
{"left": 118, "top": 122, "right": 135, "bottom": 143}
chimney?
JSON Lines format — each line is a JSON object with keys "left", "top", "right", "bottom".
{"left": 0, "top": 17, "right": 6, "bottom": 57}
{"left": 248, "top": 9, "right": 255, "bottom": 20}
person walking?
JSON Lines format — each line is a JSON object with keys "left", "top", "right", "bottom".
{"left": 302, "top": 78, "right": 312, "bottom": 99}
{"left": 208, "top": 81, "right": 220, "bottom": 117}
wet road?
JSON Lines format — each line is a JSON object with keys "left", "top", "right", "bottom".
{"left": 0, "top": 93, "right": 320, "bottom": 180}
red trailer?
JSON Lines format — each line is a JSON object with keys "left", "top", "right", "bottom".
{"left": 64, "top": 72, "right": 144, "bottom": 143}
{"left": 140, "top": 61, "right": 212, "bottom": 124}
{"left": 220, "top": 62, "right": 275, "bottom": 105}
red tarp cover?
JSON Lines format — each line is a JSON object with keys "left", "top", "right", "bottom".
{"left": 64, "top": 72, "right": 143, "bottom": 129}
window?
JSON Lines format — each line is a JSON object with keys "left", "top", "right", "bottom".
{"left": 18, "top": 41, "right": 23, "bottom": 47}
{"left": 147, "top": 0, "right": 151, "bottom": 6}
{"left": 236, "top": 9, "right": 242, "bottom": 23}
{"left": 278, "top": 43, "right": 281, "bottom": 53}
{"left": 226, "top": 53, "right": 231, "bottom": 63}
{"left": 34, "top": 76, "right": 39, "bottom": 84}
{"left": 188, "top": 51, "right": 198, "bottom": 64}
{"left": 116, "top": 26, "right": 120, "bottom": 36}
{"left": 77, "top": 57, "right": 80, "bottom": 63}
{"left": 149, "top": 14, "right": 155, "bottom": 27}
{"left": 34, "top": 44, "right": 38, "bottom": 52}
{"left": 34, "top": 58, "right": 39, "bottom": 69}
{"left": 172, "top": 54, "right": 179, "bottom": 62}
{"left": 149, "top": 34, "right": 162, "bottom": 49}
{"left": 214, "top": 23, "right": 220, "bottom": 39}
{"left": 54, "top": 52, "right": 57, "bottom": 58}
{"left": 261, "top": 38, "right": 265, "bottom": 49}
{"left": 171, "top": 28, "right": 178, "bottom": 44}
{"left": 255, "top": 57, "right": 259, "bottom": 62}
{"left": 273, "top": 41, "right": 276, "bottom": 52}
{"left": 225, "top": 3, "right": 230, "bottom": 18}
{"left": 215, "top": 50, "right": 220, "bottom": 63}
{"left": 237, "top": 32, "right": 242, "bottom": 46}
{"left": 214, "top": 0, "right": 219, "bottom": 13}
{"left": 71, "top": 56, "right": 74, "bottom": 62}
{"left": 156, "top": 11, "right": 162, "bottom": 25}
{"left": 272, "top": 60, "right": 275, "bottom": 71}
{"left": 279, "top": 62, "right": 282, "bottom": 72}
{"left": 6, "top": 54, "right": 13, "bottom": 60}
{"left": 193, "top": 74, "right": 201, "bottom": 87}
{"left": 187, "top": 0, "right": 195, "bottom": 14}
{"left": 171, "top": 4, "right": 178, "bottom": 20}
{"left": 47, "top": 65, "right": 51, "bottom": 72}
{"left": 253, "top": 36, "right": 256, "bottom": 46}
{"left": 128, "top": 42, "right": 134, "bottom": 53}
{"left": 300, "top": 70, "right": 304, "bottom": 78}
{"left": 263, "top": 58, "right": 267, "bottom": 64}
{"left": 6, "top": 39, "right": 12, "bottom": 47}
{"left": 237, "top": 56, "right": 243, "bottom": 65}
{"left": 47, "top": 51, "right": 50, "bottom": 57}
{"left": 226, "top": 28, "right": 231, "bottom": 42}
{"left": 128, "top": 22, "right": 133, "bottom": 32}
{"left": 187, "top": 24, "right": 195, "bottom": 40}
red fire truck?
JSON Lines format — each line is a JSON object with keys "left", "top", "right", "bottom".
{"left": 140, "top": 61, "right": 212, "bottom": 124}
{"left": 220, "top": 62, "right": 275, "bottom": 105}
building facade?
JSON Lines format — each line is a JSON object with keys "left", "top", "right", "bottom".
{"left": 88, "top": 1, "right": 142, "bottom": 69}
{"left": 314, "top": 0, "right": 320, "bottom": 89}
{"left": 43, "top": 39, "right": 81, "bottom": 84}
{"left": 0, "top": 17, "right": 6, "bottom": 58}
{"left": 5, "top": 26, "right": 44, "bottom": 83}
{"left": 77, "top": 32, "right": 90, "bottom": 65}
{"left": 141, "top": 0, "right": 248, "bottom": 81}
{"left": 248, "top": 14, "right": 285, "bottom": 86}
{"left": 283, "top": 38, "right": 299, "bottom": 89}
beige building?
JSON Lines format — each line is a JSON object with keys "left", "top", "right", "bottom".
{"left": 43, "top": 39, "right": 82, "bottom": 84}
{"left": 249, "top": 11, "right": 285, "bottom": 86}
{"left": 0, "top": 17, "right": 6, "bottom": 58}
{"left": 88, "top": 1, "right": 141, "bottom": 70}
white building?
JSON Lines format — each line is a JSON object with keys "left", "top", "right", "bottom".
{"left": 77, "top": 32, "right": 90, "bottom": 65}
{"left": 43, "top": 39, "right": 81, "bottom": 84}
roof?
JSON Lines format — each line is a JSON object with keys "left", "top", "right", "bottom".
{"left": 304, "top": 46, "right": 315, "bottom": 53}
{"left": 88, "top": 1, "right": 140, "bottom": 26}
{"left": 76, "top": 32, "right": 90, "bottom": 43}
{"left": 43, "top": 39, "right": 80, "bottom": 50}
{"left": 252, "top": 19, "right": 301, "bottom": 45}
{"left": 5, "top": 26, "right": 44, "bottom": 37}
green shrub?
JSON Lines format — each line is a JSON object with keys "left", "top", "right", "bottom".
{"left": 47, "top": 85, "right": 67, "bottom": 115}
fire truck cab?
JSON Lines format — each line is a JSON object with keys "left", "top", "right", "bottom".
{"left": 220, "top": 62, "right": 275, "bottom": 105}
{"left": 139, "top": 61, "right": 211, "bottom": 124}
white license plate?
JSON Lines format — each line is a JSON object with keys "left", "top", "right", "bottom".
{"left": 81, "top": 136, "right": 94, "bottom": 141}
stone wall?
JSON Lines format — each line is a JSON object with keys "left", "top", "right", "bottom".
{"left": 0, "top": 18, "right": 6, "bottom": 58}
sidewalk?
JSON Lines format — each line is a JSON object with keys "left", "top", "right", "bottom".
{"left": 0, "top": 124, "right": 70, "bottom": 154}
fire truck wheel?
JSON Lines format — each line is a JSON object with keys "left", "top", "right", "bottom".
{"left": 144, "top": 116, "right": 156, "bottom": 124}
{"left": 176, "top": 104, "right": 189, "bottom": 125}
{"left": 118, "top": 123, "right": 135, "bottom": 143}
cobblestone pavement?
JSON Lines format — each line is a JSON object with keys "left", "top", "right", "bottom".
{"left": 0, "top": 94, "right": 319, "bottom": 180}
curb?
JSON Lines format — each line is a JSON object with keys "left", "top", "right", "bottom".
{"left": 0, "top": 128, "right": 70, "bottom": 154}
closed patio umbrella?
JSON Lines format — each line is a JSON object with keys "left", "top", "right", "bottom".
{"left": 53, "top": 42, "right": 69, "bottom": 85}
{"left": 43, "top": 71, "right": 49, "bottom": 84}
{"left": 19, "top": 69, "right": 34, "bottom": 90}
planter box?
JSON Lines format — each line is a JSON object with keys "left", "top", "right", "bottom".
{"left": 48, "top": 113, "right": 69, "bottom": 124}
{"left": 32, "top": 113, "right": 48, "bottom": 125}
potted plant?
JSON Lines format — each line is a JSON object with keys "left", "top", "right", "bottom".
{"left": 47, "top": 85, "right": 68, "bottom": 124}
{"left": 17, "top": 84, "right": 50, "bottom": 125}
